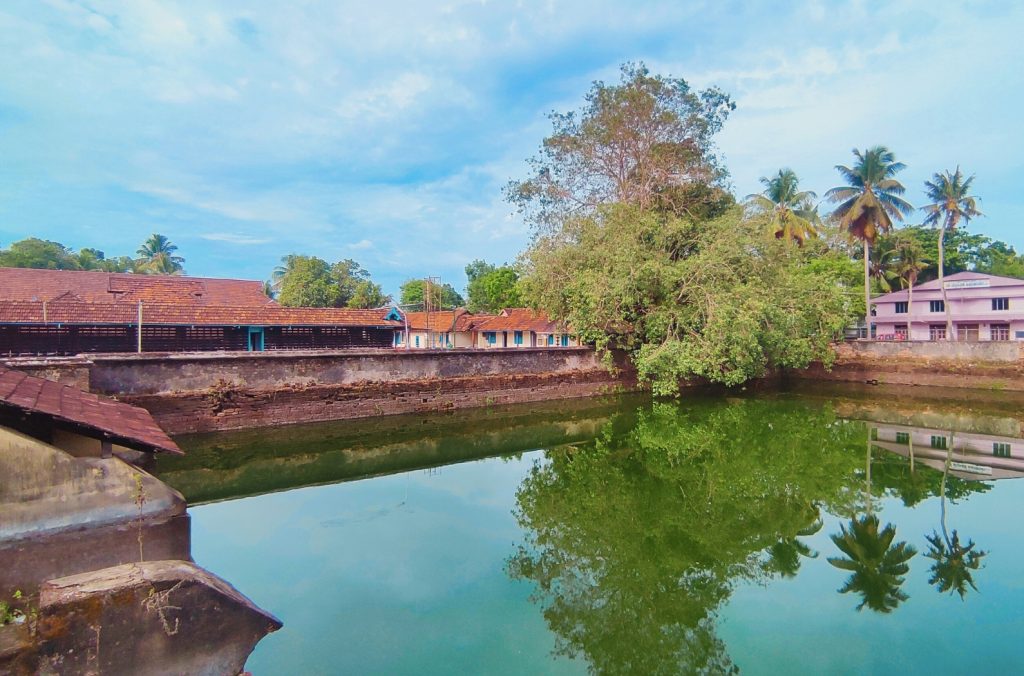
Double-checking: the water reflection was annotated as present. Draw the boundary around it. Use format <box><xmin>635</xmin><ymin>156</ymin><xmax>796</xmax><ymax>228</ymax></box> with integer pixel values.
<box><xmin>509</xmin><ymin>391</ymin><xmax>1021</xmax><ymax>673</ymax></box>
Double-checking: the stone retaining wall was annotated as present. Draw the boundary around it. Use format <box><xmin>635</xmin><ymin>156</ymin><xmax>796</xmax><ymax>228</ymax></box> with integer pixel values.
<box><xmin>5</xmin><ymin>348</ymin><xmax>633</xmax><ymax>433</ymax></box>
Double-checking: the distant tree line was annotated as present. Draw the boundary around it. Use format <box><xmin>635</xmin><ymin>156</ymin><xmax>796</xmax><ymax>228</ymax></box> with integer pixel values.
<box><xmin>0</xmin><ymin>234</ymin><xmax>186</xmax><ymax>275</ymax></box>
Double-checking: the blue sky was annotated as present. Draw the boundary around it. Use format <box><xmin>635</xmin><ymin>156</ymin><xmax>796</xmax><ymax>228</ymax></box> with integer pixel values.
<box><xmin>1</xmin><ymin>1</ymin><xmax>1022</xmax><ymax>298</ymax></box>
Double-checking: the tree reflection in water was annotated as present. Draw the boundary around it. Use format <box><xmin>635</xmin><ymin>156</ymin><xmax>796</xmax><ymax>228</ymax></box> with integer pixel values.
<box><xmin>827</xmin><ymin>515</ymin><xmax>917</xmax><ymax>613</ymax></box>
<box><xmin>507</xmin><ymin>399</ymin><xmax>864</xmax><ymax>674</ymax></box>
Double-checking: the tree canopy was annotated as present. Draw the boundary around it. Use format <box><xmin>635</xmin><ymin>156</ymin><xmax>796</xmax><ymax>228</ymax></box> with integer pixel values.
<box><xmin>506</xmin><ymin>62</ymin><xmax>735</xmax><ymax>233</ymax></box>
<box><xmin>0</xmin><ymin>235</ymin><xmax>180</xmax><ymax>274</ymax></box>
<box><xmin>399</xmin><ymin>278</ymin><xmax>464</xmax><ymax>309</ymax></box>
<box><xmin>275</xmin><ymin>255</ymin><xmax>389</xmax><ymax>308</ymax></box>
<box><xmin>465</xmin><ymin>259</ymin><xmax>522</xmax><ymax>313</ymax></box>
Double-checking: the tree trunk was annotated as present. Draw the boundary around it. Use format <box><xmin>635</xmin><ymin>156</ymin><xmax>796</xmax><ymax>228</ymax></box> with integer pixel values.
<box><xmin>939</xmin><ymin>225</ymin><xmax>953</xmax><ymax>341</ymax></box>
<box><xmin>864</xmin><ymin>240</ymin><xmax>871</xmax><ymax>340</ymax></box>
<box><xmin>907</xmin><ymin>278</ymin><xmax>914</xmax><ymax>340</ymax></box>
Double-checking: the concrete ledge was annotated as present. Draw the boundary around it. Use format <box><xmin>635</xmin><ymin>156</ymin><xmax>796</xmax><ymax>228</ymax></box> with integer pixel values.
<box><xmin>35</xmin><ymin>560</ymin><xmax>280</xmax><ymax>676</ymax></box>
<box><xmin>842</xmin><ymin>340</ymin><xmax>1023</xmax><ymax>362</ymax></box>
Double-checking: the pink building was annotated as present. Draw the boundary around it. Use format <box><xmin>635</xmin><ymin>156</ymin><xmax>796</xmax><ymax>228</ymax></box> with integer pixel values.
<box><xmin>873</xmin><ymin>271</ymin><xmax>1024</xmax><ymax>341</ymax></box>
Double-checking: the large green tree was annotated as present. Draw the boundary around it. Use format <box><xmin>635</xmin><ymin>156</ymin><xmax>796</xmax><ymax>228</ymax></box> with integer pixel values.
<box><xmin>826</xmin><ymin>147</ymin><xmax>914</xmax><ymax>339</ymax></box>
<box><xmin>0</xmin><ymin>238</ymin><xmax>81</xmax><ymax>269</ymax></box>
<box><xmin>465</xmin><ymin>259</ymin><xmax>522</xmax><ymax>313</ymax></box>
<box><xmin>922</xmin><ymin>168</ymin><xmax>983</xmax><ymax>338</ymax></box>
<box><xmin>744</xmin><ymin>168</ymin><xmax>822</xmax><ymax>245</ymax></box>
<box><xmin>521</xmin><ymin>205</ymin><xmax>854</xmax><ymax>392</ymax></box>
<box><xmin>399</xmin><ymin>278</ymin><xmax>464</xmax><ymax>309</ymax></box>
<box><xmin>506</xmin><ymin>62</ymin><xmax>735</xmax><ymax>232</ymax></box>
<box><xmin>275</xmin><ymin>255</ymin><xmax>388</xmax><ymax>308</ymax></box>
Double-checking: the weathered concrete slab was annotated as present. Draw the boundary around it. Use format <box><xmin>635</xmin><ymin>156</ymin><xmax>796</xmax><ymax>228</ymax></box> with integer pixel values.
<box><xmin>0</xmin><ymin>426</ymin><xmax>185</xmax><ymax>542</ymax></box>
<box><xmin>32</xmin><ymin>560</ymin><xmax>281</xmax><ymax>676</ymax></box>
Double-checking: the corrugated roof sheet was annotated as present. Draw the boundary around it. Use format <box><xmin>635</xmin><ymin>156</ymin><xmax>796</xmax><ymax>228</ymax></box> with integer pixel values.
<box><xmin>0</xmin><ymin>301</ymin><xmax>402</xmax><ymax>327</ymax></box>
<box><xmin>0</xmin><ymin>267</ymin><xmax>274</xmax><ymax>307</ymax></box>
<box><xmin>0</xmin><ymin>365</ymin><xmax>181</xmax><ymax>454</ymax></box>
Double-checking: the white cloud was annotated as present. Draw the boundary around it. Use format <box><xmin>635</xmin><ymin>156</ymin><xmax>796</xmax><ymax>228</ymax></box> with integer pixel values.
<box><xmin>348</xmin><ymin>239</ymin><xmax>373</xmax><ymax>250</ymax></box>
<box><xmin>199</xmin><ymin>233</ymin><xmax>271</xmax><ymax>245</ymax></box>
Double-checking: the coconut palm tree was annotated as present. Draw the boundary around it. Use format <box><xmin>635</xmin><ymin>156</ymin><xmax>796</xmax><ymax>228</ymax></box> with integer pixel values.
<box><xmin>922</xmin><ymin>168</ymin><xmax>983</xmax><ymax>340</ymax></box>
<box><xmin>891</xmin><ymin>234</ymin><xmax>928</xmax><ymax>336</ymax></box>
<box><xmin>828</xmin><ymin>514</ymin><xmax>917</xmax><ymax>613</ymax></box>
<box><xmin>136</xmin><ymin>234</ymin><xmax>184</xmax><ymax>274</ymax></box>
<box><xmin>826</xmin><ymin>147</ymin><xmax>914</xmax><ymax>339</ymax></box>
<box><xmin>745</xmin><ymin>168</ymin><xmax>822</xmax><ymax>245</ymax></box>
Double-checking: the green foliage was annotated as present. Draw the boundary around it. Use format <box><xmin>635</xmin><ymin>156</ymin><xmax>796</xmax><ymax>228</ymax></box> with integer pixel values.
<box><xmin>924</xmin><ymin>530</ymin><xmax>987</xmax><ymax>599</ymax></box>
<box><xmin>399</xmin><ymin>278</ymin><xmax>464</xmax><ymax>309</ymax></box>
<box><xmin>136</xmin><ymin>233</ymin><xmax>185</xmax><ymax>274</ymax></box>
<box><xmin>826</xmin><ymin>146</ymin><xmax>915</xmax><ymax>244</ymax></box>
<box><xmin>521</xmin><ymin>205</ymin><xmax>854</xmax><ymax>392</ymax></box>
<box><xmin>275</xmin><ymin>255</ymin><xmax>388</xmax><ymax>308</ymax></box>
<box><xmin>506</xmin><ymin>61</ymin><xmax>735</xmax><ymax>232</ymax></box>
<box><xmin>745</xmin><ymin>168</ymin><xmax>822</xmax><ymax>244</ymax></box>
<box><xmin>0</xmin><ymin>238</ymin><xmax>81</xmax><ymax>269</ymax></box>
<box><xmin>0</xmin><ymin>236</ymin><xmax>176</xmax><ymax>274</ymax></box>
<box><xmin>508</xmin><ymin>397</ymin><xmax>863</xmax><ymax>673</ymax></box>
<box><xmin>828</xmin><ymin>515</ymin><xmax>917</xmax><ymax>613</ymax></box>
<box><xmin>465</xmin><ymin>259</ymin><xmax>522</xmax><ymax>312</ymax></box>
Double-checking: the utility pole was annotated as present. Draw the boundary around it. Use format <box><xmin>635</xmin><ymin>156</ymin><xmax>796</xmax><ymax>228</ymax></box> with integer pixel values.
<box><xmin>424</xmin><ymin>276</ymin><xmax>440</xmax><ymax>348</ymax></box>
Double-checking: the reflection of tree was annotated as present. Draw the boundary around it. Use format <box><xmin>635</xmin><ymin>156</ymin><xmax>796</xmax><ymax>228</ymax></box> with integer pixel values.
<box><xmin>924</xmin><ymin>441</ymin><xmax>987</xmax><ymax>599</ymax></box>
<box><xmin>509</xmin><ymin>399</ymin><xmax>863</xmax><ymax>674</ymax></box>
<box><xmin>828</xmin><ymin>515</ymin><xmax>917</xmax><ymax>613</ymax></box>
<box><xmin>924</xmin><ymin>531</ymin><xmax>985</xmax><ymax>599</ymax></box>
<box><xmin>766</xmin><ymin>519</ymin><xmax>822</xmax><ymax>578</ymax></box>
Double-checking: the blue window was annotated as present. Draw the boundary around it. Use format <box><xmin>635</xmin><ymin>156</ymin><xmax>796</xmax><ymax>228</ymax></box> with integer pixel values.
<box><xmin>415</xmin><ymin>335</ymin><xmax>420</xmax><ymax>347</ymax></box>
<box><xmin>514</xmin><ymin>331</ymin><xmax>523</xmax><ymax>345</ymax></box>
<box><xmin>895</xmin><ymin>302</ymin><xmax>908</xmax><ymax>314</ymax></box>
<box><xmin>929</xmin><ymin>300</ymin><xmax>944</xmax><ymax>312</ymax></box>
<box><xmin>561</xmin><ymin>334</ymin><xmax>569</xmax><ymax>347</ymax></box>
<box><xmin>485</xmin><ymin>332</ymin><xmax>496</xmax><ymax>345</ymax></box>
<box><xmin>547</xmin><ymin>334</ymin><xmax>554</xmax><ymax>346</ymax></box>
<box><xmin>393</xmin><ymin>331</ymin><xmax>403</xmax><ymax>346</ymax></box>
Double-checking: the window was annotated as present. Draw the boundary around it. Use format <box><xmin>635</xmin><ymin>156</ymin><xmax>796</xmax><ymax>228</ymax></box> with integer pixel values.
<box><xmin>514</xmin><ymin>331</ymin><xmax>523</xmax><ymax>345</ymax></box>
<box><xmin>896</xmin><ymin>432</ymin><xmax>910</xmax><ymax>444</ymax></box>
<box><xmin>415</xmin><ymin>335</ymin><xmax>420</xmax><ymax>347</ymax></box>
<box><xmin>993</xmin><ymin>442</ymin><xmax>1011</xmax><ymax>458</ymax></box>
<box><xmin>894</xmin><ymin>324</ymin><xmax>908</xmax><ymax>339</ymax></box>
<box><xmin>393</xmin><ymin>331</ymin><xmax>404</xmax><ymax>346</ymax></box>
<box><xmin>929</xmin><ymin>300</ymin><xmax>945</xmax><ymax>312</ymax></box>
<box><xmin>992</xmin><ymin>324</ymin><xmax>1010</xmax><ymax>341</ymax></box>
<box><xmin>561</xmin><ymin>334</ymin><xmax>570</xmax><ymax>347</ymax></box>
<box><xmin>958</xmin><ymin>324</ymin><xmax>980</xmax><ymax>342</ymax></box>
<box><xmin>930</xmin><ymin>435</ymin><xmax>948</xmax><ymax>450</ymax></box>
<box><xmin>547</xmin><ymin>334</ymin><xmax>554</xmax><ymax>346</ymax></box>
<box><xmin>929</xmin><ymin>324</ymin><xmax>946</xmax><ymax>341</ymax></box>
<box><xmin>895</xmin><ymin>302</ymin><xmax>908</xmax><ymax>314</ymax></box>
<box><xmin>992</xmin><ymin>297</ymin><xmax>1009</xmax><ymax>311</ymax></box>
<box><xmin>484</xmin><ymin>332</ymin><xmax>496</xmax><ymax>345</ymax></box>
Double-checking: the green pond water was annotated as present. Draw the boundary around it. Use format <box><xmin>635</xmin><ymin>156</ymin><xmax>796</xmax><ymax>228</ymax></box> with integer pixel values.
<box><xmin>155</xmin><ymin>384</ymin><xmax>1024</xmax><ymax>675</ymax></box>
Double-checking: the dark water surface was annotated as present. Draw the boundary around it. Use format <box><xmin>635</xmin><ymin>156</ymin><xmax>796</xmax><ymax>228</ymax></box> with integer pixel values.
<box><xmin>155</xmin><ymin>385</ymin><xmax>1024</xmax><ymax>674</ymax></box>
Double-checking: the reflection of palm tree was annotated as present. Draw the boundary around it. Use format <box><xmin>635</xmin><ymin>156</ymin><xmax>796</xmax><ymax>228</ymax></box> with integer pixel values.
<box><xmin>925</xmin><ymin>440</ymin><xmax>987</xmax><ymax>598</ymax></box>
<box><xmin>828</xmin><ymin>515</ymin><xmax>917</xmax><ymax>613</ymax></box>
<box><xmin>767</xmin><ymin>520</ymin><xmax>822</xmax><ymax>578</ymax></box>
<box><xmin>924</xmin><ymin>531</ymin><xmax>985</xmax><ymax>599</ymax></box>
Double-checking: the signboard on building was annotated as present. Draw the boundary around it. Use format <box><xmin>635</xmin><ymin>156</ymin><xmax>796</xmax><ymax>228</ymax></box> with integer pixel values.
<box><xmin>943</xmin><ymin>279</ymin><xmax>990</xmax><ymax>290</ymax></box>
<box><xmin>950</xmin><ymin>461</ymin><xmax>993</xmax><ymax>475</ymax></box>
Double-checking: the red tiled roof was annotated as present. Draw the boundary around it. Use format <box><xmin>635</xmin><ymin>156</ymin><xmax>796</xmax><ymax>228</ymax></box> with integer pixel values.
<box><xmin>473</xmin><ymin>308</ymin><xmax>566</xmax><ymax>333</ymax></box>
<box><xmin>0</xmin><ymin>365</ymin><xmax>181</xmax><ymax>454</ymax></box>
<box><xmin>0</xmin><ymin>301</ymin><xmax>402</xmax><ymax>328</ymax></box>
<box><xmin>404</xmin><ymin>310</ymin><xmax>463</xmax><ymax>332</ymax></box>
<box><xmin>0</xmin><ymin>268</ymin><xmax>274</xmax><ymax>307</ymax></box>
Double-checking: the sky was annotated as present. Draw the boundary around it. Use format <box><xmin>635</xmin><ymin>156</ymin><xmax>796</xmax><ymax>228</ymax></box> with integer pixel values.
<box><xmin>1</xmin><ymin>1</ymin><xmax>1022</xmax><ymax>299</ymax></box>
